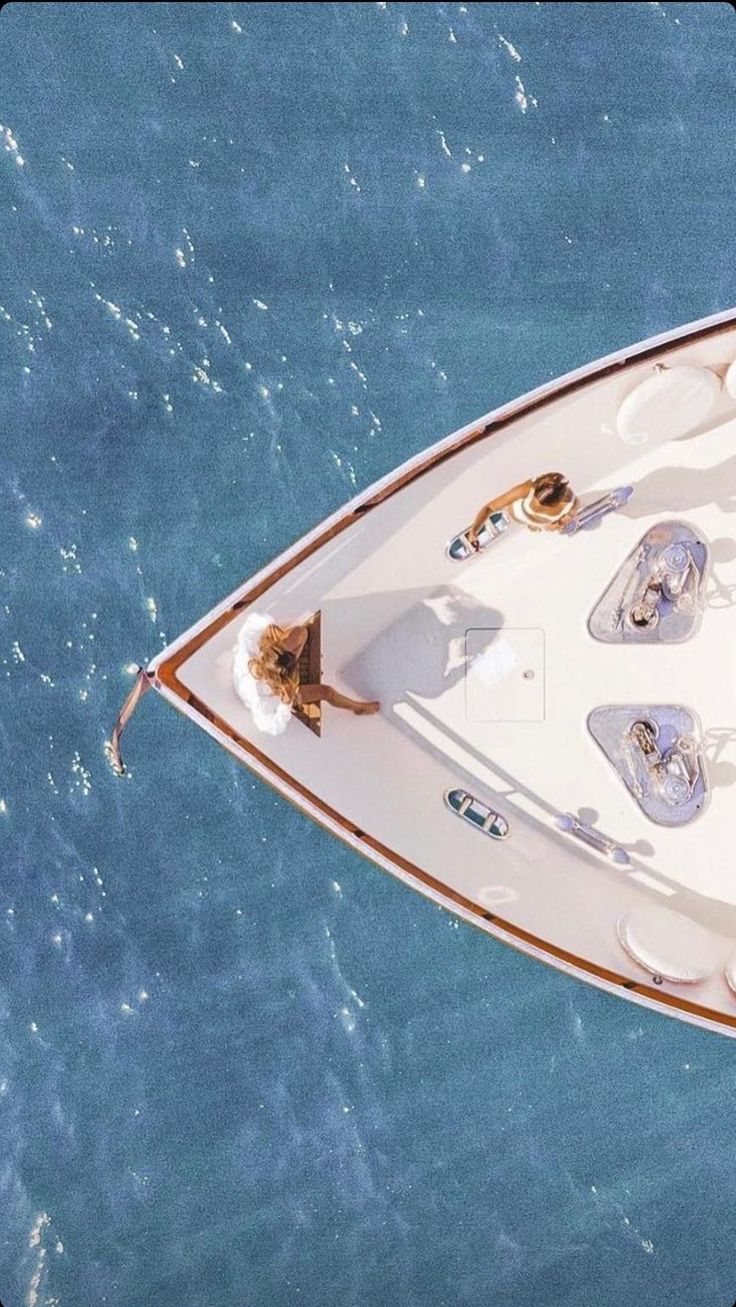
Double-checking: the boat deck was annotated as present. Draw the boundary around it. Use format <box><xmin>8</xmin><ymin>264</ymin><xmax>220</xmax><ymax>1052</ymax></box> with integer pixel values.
<box><xmin>150</xmin><ymin>312</ymin><xmax>736</xmax><ymax>1035</ymax></box>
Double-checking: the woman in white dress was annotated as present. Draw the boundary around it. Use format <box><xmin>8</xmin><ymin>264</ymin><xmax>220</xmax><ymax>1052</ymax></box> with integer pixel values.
<box><xmin>467</xmin><ymin>472</ymin><xmax>579</xmax><ymax>549</ymax></box>
<box><xmin>233</xmin><ymin>612</ymin><xmax>379</xmax><ymax>736</ymax></box>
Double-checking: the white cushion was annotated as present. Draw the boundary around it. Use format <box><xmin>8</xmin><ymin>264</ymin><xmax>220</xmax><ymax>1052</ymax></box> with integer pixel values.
<box><xmin>617</xmin><ymin>364</ymin><xmax>720</xmax><ymax>444</ymax></box>
<box><xmin>724</xmin><ymin>956</ymin><xmax>736</xmax><ymax>995</ymax></box>
<box><xmin>617</xmin><ymin>907</ymin><xmax>717</xmax><ymax>984</ymax></box>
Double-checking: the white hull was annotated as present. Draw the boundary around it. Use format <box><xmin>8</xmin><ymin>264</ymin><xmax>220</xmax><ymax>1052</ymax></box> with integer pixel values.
<box><xmin>138</xmin><ymin>307</ymin><xmax>736</xmax><ymax>1037</ymax></box>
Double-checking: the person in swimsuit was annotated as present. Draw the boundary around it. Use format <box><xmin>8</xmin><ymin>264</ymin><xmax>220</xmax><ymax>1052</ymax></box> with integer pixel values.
<box><xmin>233</xmin><ymin>613</ymin><xmax>379</xmax><ymax>735</ymax></box>
<box><xmin>466</xmin><ymin>472</ymin><xmax>580</xmax><ymax>550</ymax></box>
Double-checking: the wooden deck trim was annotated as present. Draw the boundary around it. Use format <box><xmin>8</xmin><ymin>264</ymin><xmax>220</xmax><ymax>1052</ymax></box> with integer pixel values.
<box><xmin>293</xmin><ymin>611</ymin><xmax>322</xmax><ymax>737</ymax></box>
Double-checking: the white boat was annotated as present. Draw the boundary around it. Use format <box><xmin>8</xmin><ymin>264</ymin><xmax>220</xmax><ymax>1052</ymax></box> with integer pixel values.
<box><xmin>112</xmin><ymin>307</ymin><xmax>736</xmax><ymax>1038</ymax></box>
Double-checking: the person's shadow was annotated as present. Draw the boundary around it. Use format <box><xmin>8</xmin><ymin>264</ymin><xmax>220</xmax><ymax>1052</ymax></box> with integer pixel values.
<box><xmin>706</xmin><ymin>537</ymin><xmax>736</xmax><ymax>611</ymax></box>
<box><xmin>340</xmin><ymin>585</ymin><xmax>504</xmax><ymax>707</ymax></box>
<box><xmin>623</xmin><ymin>455</ymin><xmax>736</xmax><ymax>519</ymax></box>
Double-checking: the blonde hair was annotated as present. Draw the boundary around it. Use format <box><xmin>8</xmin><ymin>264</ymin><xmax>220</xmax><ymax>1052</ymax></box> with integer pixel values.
<box><xmin>249</xmin><ymin>624</ymin><xmax>300</xmax><ymax>704</ymax></box>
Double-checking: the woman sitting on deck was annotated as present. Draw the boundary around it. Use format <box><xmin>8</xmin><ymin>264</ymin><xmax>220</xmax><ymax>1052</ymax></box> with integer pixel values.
<box><xmin>233</xmin><ymin>612</ymin><xmax>379</xmax><ymax>736</ymax></box>
<box><xmin>467</xmin><ymin>471</ymin><xmax>580</xmax><ymax>549</ymax></box>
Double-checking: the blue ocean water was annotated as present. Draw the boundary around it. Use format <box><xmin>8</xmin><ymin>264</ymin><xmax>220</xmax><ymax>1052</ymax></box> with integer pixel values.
<box><xmin>1</xmin><ymin>2</ymin><xmax>736</xmax><ymax>1304</ymax></box>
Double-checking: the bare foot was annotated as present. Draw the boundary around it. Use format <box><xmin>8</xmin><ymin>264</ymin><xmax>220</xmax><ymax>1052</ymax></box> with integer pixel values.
<box><xmin>353</xmin><ymin>701</ymin><xmax>380</xmax><ymax>715</ymax></box>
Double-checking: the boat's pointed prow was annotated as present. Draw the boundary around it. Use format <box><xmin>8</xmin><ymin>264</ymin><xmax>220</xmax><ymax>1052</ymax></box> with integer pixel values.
<box><xmin>117</xmin><ymin>305</ymin><xmax>736</xmax><ymax>1037</ymax></box>
<box><xmin>107</xmin><ymin>666</ymin><xmax>155</xmax><ymax>776</ymax></box>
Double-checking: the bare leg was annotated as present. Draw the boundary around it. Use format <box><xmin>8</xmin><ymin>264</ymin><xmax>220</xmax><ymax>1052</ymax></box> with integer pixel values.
<box><xmin>299</xmin><ymin>683</ymin><xmax>379</xmax><ymax>715</ymax></box>
<box><xmin>282</xmin><ymin>624</ymin><xmax>309</xmax><ymax>656</ymax></box>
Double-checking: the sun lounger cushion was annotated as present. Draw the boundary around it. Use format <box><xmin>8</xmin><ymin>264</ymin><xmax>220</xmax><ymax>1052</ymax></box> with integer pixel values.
<box><xmin>724</xmin><ymin>955</ymin><xmax>736</xmax><ymax>996</ymax></box>
<box><xmin>617</xmin><ymin>906</ymin><xmax>717</xmax><ymax>984</ymax></box>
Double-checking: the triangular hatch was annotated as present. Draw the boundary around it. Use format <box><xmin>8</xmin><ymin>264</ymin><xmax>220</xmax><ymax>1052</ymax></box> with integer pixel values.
<box><xmin>588</xmin><ymin>704</ymin><xmax>709</xmax><ymax>827</ymax></box>
<box><xmin>588</xmin><ymin>522</ymin><xmax>709</xmax><ymax>644</ymax></box>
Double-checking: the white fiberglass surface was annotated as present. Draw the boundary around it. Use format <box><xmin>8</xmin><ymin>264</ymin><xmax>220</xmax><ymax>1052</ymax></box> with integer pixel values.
<box><xmin>175</xmin><ymin>322</ymin><xmax>736</xmax><ymax>1014</ymax></box>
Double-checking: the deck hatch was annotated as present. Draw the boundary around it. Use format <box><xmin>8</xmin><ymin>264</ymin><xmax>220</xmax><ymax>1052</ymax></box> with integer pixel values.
<box><xmin>465</xmin><ymin>628</ymin><xmax>545</xmax><ymax>722</ymax></box>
